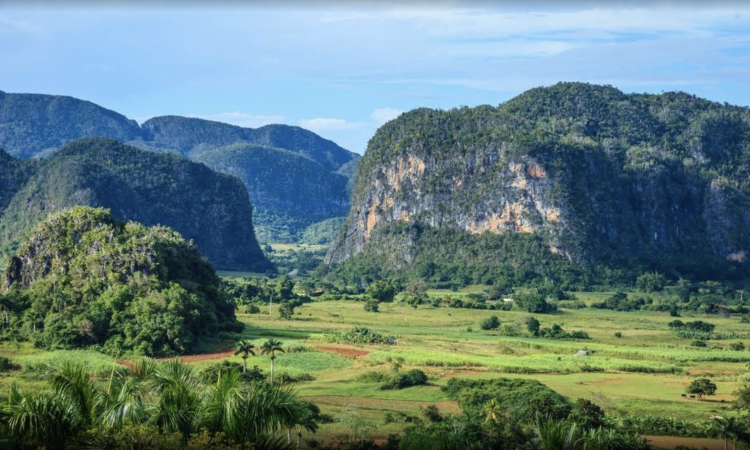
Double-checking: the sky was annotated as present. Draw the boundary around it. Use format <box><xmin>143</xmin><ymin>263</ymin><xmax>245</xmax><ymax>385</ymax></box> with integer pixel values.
<box><xmin>2</xmin><ymin>2</ymin><xmax>750</xmax><ymax>154</ymax></box>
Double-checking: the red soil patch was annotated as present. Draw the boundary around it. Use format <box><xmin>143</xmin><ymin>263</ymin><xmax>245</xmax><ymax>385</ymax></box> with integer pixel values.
<box><xmin>646</xmin><ymin>435</ymin><xmax>724</xmax><ymax>450</ymax></box>
<box><xmin>314</xmin><ymin>346</ymin><xmax>369</xmax><ymax>357</ymax></box>
<box><xmin>159</xmin><ymin>349</ymin><xmax>235</xmax><ymax>363</ymax></box>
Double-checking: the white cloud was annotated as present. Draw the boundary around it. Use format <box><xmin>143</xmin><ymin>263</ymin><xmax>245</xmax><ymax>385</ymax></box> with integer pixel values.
<box><xmin>298</xmin><ymin>117</ymin><xmax>363</xmax><ymax>132</ymax></box>
<box><xmin>370</xmin><ymin>107</ymin><xmax>403</xmax><ymax>125</ymax></box>
<box><xmin>193</xmin><ymin>112</ymin><xmax>285</xmax><ymax>128</ymax></box>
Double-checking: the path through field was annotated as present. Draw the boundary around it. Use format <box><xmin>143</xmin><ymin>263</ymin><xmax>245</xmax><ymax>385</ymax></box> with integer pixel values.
<box><xmin>647</xmin><ymin>435</ymin><xmax>725</xmax><ymax>450</ymax></box>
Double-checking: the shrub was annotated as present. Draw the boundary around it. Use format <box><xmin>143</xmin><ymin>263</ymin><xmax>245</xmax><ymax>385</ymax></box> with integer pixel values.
<box><xmin>364</xmin><ymin>299</ymin><xmax>380</xmax><ymax>313</ymax></box>
<box><xmin>691</xmin><ymin>340</ymin><xmax>708</xmax><ymax>347</ymax></box>
<box><xmin>0</xmin><ymin>356</ymin><xmax>19</xmax><ymax>372</ymax></box>
<box><xmin>382</xmin><ymin>369</ymin><xmax>428</xmax><ymax>390</ymax></box>
<box><xmin>614</xmin><ymin>332</ymin><xmax>623</xmax><ymax>338</ymax></box>
<box><xmin>480</xmin><ymin>315</ymin><xmax>500</xmax><ymax>330</ymax></box>
<box><xmin>730</xmin><ymin>342</ymin><xmax>746</xmax><ymax>351</ymax></box>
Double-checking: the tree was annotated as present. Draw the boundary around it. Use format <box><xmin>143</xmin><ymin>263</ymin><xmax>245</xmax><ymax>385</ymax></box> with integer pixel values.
<box><xmin>516</xmin><ymin>292</ymin><xmax>556</xmax><ymax>314</ymax></box>
<box><xmin>636</xmin><ymin>272</ymin><xmax>666</xmax><ymax>292</ymax></box>
<box><xmin>526</xmin><ymin>317</ymin><xmax>541</xmax><ymax>336</ymax></box>
<box><xmin>261</xmin><ymin>339</ymin><xmax>286</xmax><ymax>385</ymax></box>
<box><xmin>278</xmin><ymin>302</ymin><xmax>295</xmax><ymax>320</ymax></box>
<box><xmin>480</xmin><ymin>315</ymin><xmax>500</xmax><ymax>330</ymax></box>
<box><xmin>366</xmin><ymin>280</ymin><xmax>397</xmax><ymax>302</ymax></box>
<box><xmin>710</xmin><ymin>416</ymin><xmax>742</xmax><ymax>450</ymax></box>
<box><xmin>686</xmin><ymin>378</ymin><xmax>717</xmax><ymax>400</ymax></box>
<box><xmin>569</xmin><ymin>399</ymin><xmax>605</xmax><ymax>430</ymax></box>
<box><xmin>364</xmin><ymin>299</ymin><xmax>380</xmax><ymax>313</ymax></box>
<box><xmin>482</xmin><ymin>399</ymin><xmax>503</xmax><ymax>424</ymax></box>
<box><xmin>734</xmin><ymin>380</ymin><xmax>750</xmax><ymax>412</ymax></box>
<box><xmin>729</xmin><ymin>342</ymin><xmax>746</xmax><ymax>351</ymax></box>
<box><xmin>276</xmin><ymin>276</ymin><xmax>295</xmax><ymax>300</ymax></box>
<box><xmin>403</xmin><ymin>279</ymin><xmax>428</xmax><ymax>308</ymax></box>
<box><xmin>233</xmin><ymin>340</ymin><xmax>256</xmax><ymax>373</ymax></box>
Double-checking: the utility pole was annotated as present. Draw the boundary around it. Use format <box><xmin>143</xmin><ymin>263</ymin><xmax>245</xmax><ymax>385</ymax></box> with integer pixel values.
<box><xmin>269</xmin><ymin>291</ymin><xmax>273</xmax><ymax>316</ymax></box>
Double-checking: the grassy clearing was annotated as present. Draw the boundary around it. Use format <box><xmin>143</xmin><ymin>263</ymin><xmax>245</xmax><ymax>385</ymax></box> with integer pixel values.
<box><xmin>0</xmin><ymin>293</ymin><xmax>747</xmax><ymax>443</ymax></box>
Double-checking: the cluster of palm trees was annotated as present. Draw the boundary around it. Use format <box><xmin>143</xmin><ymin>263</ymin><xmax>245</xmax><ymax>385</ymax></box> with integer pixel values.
<box><xmin>709</xmin><ymin>416</ymin><xmax>748</xmax><ymax>450</ymax></box>
<box><xmin>2</xmin><ymin>359</ymin><xmax>317</xmax><ymax>450</ymax></box>
<box><xmin>525</xmin><ymin>416</ymin><xmax>650</xmax><ymax>450</ymax></box>
<box><xmin>234</xmin><ymin>338</ymin><xmax>285</xmax><ymax>384</ymax></box>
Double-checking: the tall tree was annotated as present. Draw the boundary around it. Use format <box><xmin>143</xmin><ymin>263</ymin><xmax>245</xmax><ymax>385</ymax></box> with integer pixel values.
<box><xmin>261</xmin><ymin>339</ymin><xmax>286</xmax><ymax>385</ymax></box>
<box><xmin>234</xmin><ymin>340</ymin><xmax>256</xmax><ymax>373</ymax></box>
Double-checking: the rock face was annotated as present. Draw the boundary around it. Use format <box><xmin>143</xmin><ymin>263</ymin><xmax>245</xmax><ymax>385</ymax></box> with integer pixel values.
<box><xmin>0</xmin><ymin>138</ymin><xmax>271</xmax><ymax>271</ymax></box>
<box><xmin>326</xmin><ymin>83</ymin><xmax>750</xmax><ymax>283</ymax></box>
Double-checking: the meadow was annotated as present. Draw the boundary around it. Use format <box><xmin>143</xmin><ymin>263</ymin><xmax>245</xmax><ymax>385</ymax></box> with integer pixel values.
<box><xmin>0</xmin><ymin>287</ymin><xmax>747</xmax><ymax>448</ymax></box>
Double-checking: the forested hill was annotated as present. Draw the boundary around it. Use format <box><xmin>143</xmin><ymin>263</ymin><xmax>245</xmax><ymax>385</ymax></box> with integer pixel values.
<box><xmin>0</xmin><ymin>138</ymin><xmax>271</xmax><ymax>271</ymax></box>
<box><xmin>325</xmin><ymin>82</ymin><xmax>750</xmax><ymax>287</ymax></box>
<box><xmin>193</xmin><ymin>144</ymin><xmax>350</xmax><ymax>242</ymax></box>
<box><xmin>0</xmin><ymin>90</ymin><xmax>142</xmax><ymax>159</ymax></box>
<box><xmin>0</xmin><ymin>90</ymin><xmax>359</xmax><ymax>242</ymax></box>
<box><xmin>139</xmin><ymin>116</ymin><xmax>356</xmax><ymax>171</ymax></box>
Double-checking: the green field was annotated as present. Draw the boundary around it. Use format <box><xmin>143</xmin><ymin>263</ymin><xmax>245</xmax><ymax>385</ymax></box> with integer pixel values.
<box><xmin>1</xmin><ymin>292</ymin><xmax>747</xmax><ymax>447</ymax></box>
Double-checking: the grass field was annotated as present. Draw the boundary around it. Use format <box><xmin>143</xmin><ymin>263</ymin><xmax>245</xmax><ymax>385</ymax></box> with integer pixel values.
<box><xmin>1</xmin><ymin>290</ymin><xmax>748</xmax><ymax>448</ymax></box>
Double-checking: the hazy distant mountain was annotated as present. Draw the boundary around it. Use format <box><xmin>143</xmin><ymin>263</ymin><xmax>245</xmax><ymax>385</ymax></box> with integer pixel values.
<box><xmin>0</xmin><ymin>138</ymin><xmax>270</xmax><ymax>271</ymax></box>
<box><xmin>0</xmin><ymin>90</ymin><xmax>142</xmax><ymax>159</ymax></box>
<box><xmin>0</xmin><ymin>91</ymin><xmax>359</xmax><ymax>243</ymax></box>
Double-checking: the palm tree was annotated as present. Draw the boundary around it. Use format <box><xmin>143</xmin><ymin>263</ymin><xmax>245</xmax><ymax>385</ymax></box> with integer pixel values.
<box><xmin>482</xmin><ymin>399</ymin><xmax>503</xmax><ymax>424</ymax></box>
<box><xmin>526</xmin><ymin>416</ymin><xmax>580</xmax><ymax>450</ymax></box>
<box><xmin>711</xmin><ymin>416</ymin><xmax>742</xmax><ymax>450</ymax></box>
<box><xmin>261</xmin><ymin>339</ymin><xmax>285</xmax><ymax>385</ymax></box>
<box><xmin>234</xmin><ymin>340</ymin><xmax>256</xmax><ymax>373</ymax></box>
<box><xmin>148</xmin><ymin>359</ymin><xmax>202</xmax><ymax>438</ymax></box>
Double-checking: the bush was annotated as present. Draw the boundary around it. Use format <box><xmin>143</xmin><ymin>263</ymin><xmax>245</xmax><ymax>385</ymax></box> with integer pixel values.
<box><xmin>0</xmin><ymin>356</ymin><xmax>19</xmax><ymax>372</ymax></box>
<box><xmin>636</xmin><ymin>272</ymin><xmax>666</xmax><ymax>292</ymax></box>
<box><xmin>364</xmin><ymin>299</ymin><xmax>380</xmax><ymax>313</ymax></box>
<box><xmin>730</xmin><ymin>342</ymin><xmax>746</xmax><ymax>351</ymax></box>
<box><xmin>382</xmin><ymin>369</ymin><xmax>428</xmax><ymax>390</ymax></box>
<box><xmin>614</xmin><ymin>332</ymin><xmax>623</xmax><ymax>338</ymax></box>
<box><xmin>691</xmin><ymin>340</ymin><xmax>707</xmax><ymax>347</ymax></box>
<box><xmin>322</xmin><ymin>327</ymin><xmax>395</xmax><ymax>345</ymax></box>
<box><xmin>480</xmin><ymin>315</ymin><xmax>500</xmax><ymax>330</ymax></box>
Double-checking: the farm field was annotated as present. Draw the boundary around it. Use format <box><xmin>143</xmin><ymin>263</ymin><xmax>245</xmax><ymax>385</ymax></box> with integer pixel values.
<box><xmin>1</xmin><ymin>292</ymin><xmax>747</xmax><ymax>448</ymax></box>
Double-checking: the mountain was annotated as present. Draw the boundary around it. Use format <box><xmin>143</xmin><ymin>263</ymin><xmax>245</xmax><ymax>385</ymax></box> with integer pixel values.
<box><xmin>192</xmin><ymin>144</ymin><xmax>349</xmax><ymax>242</ymax></box>
<box><xmin>0</xmin><ymin>90</ymin><xmax>142</xmax><ymax>159</ymax></box>
<box><xmin>138</xmin><ymin>116</ymin><xmax>355</xmax><ymax>171</ymax></box>
<box><xmin>0</xmin><ymin>138</ymin><xmax>270</xmax><ymax>271</ymax></box>
<box><xmin>1</xmin><ymin>206</ymin><xmax>239</xmax><ymax>355</ymax></box>
<box><xmin>325</xmin><ymin>83</ymin><xmax>750</xmax><ymax>288</ymax></box>
<box><xmin>0</xmin><ymin>91</ymin><xmax>360</xmax><ymax>242</ymax></box>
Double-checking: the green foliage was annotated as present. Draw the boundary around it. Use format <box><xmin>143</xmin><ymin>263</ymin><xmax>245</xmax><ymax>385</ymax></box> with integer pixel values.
<box><xmin>381</xmin><ymin>369</ymin><xmax>428</xmax><ymax>390</ymax></box>
<box><xmin>1</xmin><ymin>207</ymin><xmax>240</xmax><ymax>356</ymax></box>
<box><xmin>366</xmin><ymin>280</ymin><xmax>397</xmax><ymax>302</ymax></box>
<box><xmin>321</xmin><ymin>327</ymin><xmax>394</xmax><ymax>345</ymax></box>
<box><xmin>479</xmin><ymin>315</ymin><xmax>500</xmax><ymax>330</ymax></box>
<box><xmin>516</xmin><ymin>292</ymin><xmax>557</xmax><ymax>314</ymax></box>
<box><xmin>0</xmin><ymin>138</ymin><xmax>270</xmax><ymax>271</ymax></box>
<box><xmin>593</xmin><ymin>292</ymin><xmax>653</xmax><ymax>312</ymax></box>
<box><xmin>635</xmin><ymin>272</ymin><xmax>667</xmax><ymax>292</ymax></box>
<box><xmin>685</xmin><ymin>378</ymin><xmax>717</xmax><ymax>400</ymax></box>
<box><xmin>364</xmin><ymin>298</ymin><xmax>380</xmax><ymax>313</ymax></box>
<box><xmin>443</xmin><ymin>378</ymin><xmax>571</xmax><ymax>421</ymax></box>
<box><xmin>0</xmin><ymin>90</ymin><xmax>142</xmax><ymax>159</ymax></box>
<box><xmin>193</xmin><ymin>144</ymin><xmax>351</xmax><ymax>243</ymax></box>
<box><xmin>1</xmin><ymin>359</ymin><xmax>313</xmax><ymax>450</ymax></box>
<box><xmin>569</xmin><ymin>399</ymin><xmax>605</xmax><ymax>430</ymax></box>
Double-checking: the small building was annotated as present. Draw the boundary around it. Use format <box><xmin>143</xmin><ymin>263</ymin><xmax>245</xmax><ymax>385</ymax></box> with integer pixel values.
<box><xmin>502</xmin><ymin>298</ymin><xmax>515</xmax><ymax>302</ymax></box>
<box><xmin>575</xmin><ymin>350</ymin><xmax>589</xmax><ymax>357</ymax></box>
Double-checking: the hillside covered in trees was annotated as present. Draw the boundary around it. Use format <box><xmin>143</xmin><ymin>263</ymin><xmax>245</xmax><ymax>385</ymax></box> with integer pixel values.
<box><xmin>0</xmin><ymin>91</ymin><xmax>359</xmax><ymax>242</ymax></box>
<box><xmin>326</xmin><ymin>82</ymin><xmax>750</xmax><ymax>288</ymax></box>
<box><xmin>1</xmin><ymin>207</ymin><xmax>240</xmax><ymax>355</ymax></box>
<box><xmin>0</xmin><ymin>138</ymin><xmax>270</xmax><ymax>271</ymax></box>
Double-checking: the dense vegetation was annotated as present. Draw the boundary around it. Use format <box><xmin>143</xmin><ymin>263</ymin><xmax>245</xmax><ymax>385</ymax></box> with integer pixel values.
<box><xmin>328</xmin><ymin>82</ymin><xmax>750</xmax><ymax>287</ymax></box>
<box><xmin>193</xmin><ymin>144</ymin><xmax>349</xmax><ymax>242</ymax></box>
<box><xmin>0</xmin><ymin>90</ymin><xmax>360</xmax><ymax>243</ymax></box>
<box><xmin>1</xmin><ymin>359</ymin><xmax>319</xmax><ymax>450</ymax></box>
<box><xmin>0</xmin><ymin>138</ymin><xmax>270</xmax><ymax>271</ymax></box>
<box><xmin>0</xmin><ymin>90</ymin><xmax>142</xmax><ymax>159</ymax></box>
<box><xmin>0</xmin><ymin>207</ymin><xmax>240</xmax><ymax>356</ymax></box>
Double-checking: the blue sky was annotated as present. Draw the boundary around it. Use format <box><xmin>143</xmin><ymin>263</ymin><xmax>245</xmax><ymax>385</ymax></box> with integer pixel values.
<box><xmin>2</xmin><ymin>3</ymin><xmax>750</xmax><ymax>154</ymax></box>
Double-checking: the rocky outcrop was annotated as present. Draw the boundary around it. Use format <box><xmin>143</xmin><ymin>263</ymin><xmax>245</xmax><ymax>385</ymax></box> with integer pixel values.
<box><xmin>326</xmin><ymin>83</ymin><xmax>750</xmax><ymax>281</ymax></box>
